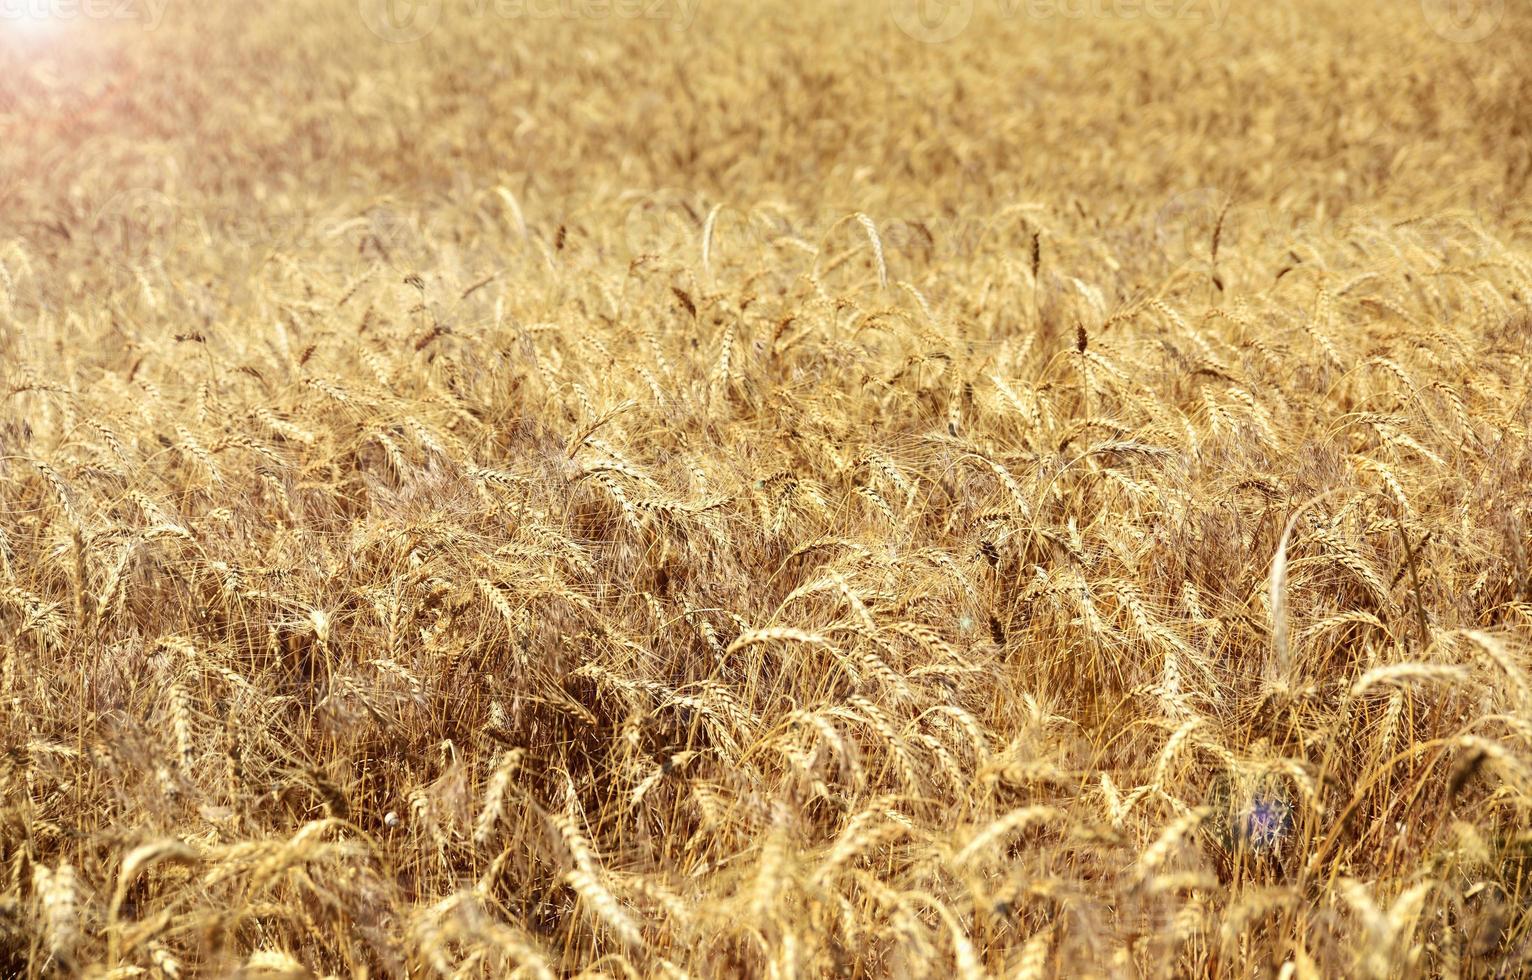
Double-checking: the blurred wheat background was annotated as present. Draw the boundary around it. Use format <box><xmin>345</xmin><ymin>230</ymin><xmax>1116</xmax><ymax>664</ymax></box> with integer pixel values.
<box><xmin>1</xmin><ymin>0</ymin><xmax>1531</xmax><ymax>975</ymax></box>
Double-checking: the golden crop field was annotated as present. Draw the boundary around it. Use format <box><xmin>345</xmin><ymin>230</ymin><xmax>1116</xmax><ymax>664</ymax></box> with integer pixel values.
<box><xmin>1</xmin><ymin>0</ymin><xmax>1530</xmax><ymax>975</ymax></box>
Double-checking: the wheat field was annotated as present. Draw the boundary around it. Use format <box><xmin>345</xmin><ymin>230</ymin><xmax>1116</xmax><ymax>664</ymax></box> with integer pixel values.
<box><xmin>1</xmin><ymin>0</ymin><xmax>1530</xmax><ymax>975</ymax></box>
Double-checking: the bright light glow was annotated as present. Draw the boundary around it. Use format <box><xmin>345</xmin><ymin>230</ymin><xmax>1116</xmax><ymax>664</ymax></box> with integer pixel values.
<box><xmin>1</xmin><ymin>0</ymin><xmax>168</xmax><ymax>34</ymax></box>
<box><xmin>0</xmin><ymin>1</ymin><xmax>63</xmax><ymax>34</ymax></box>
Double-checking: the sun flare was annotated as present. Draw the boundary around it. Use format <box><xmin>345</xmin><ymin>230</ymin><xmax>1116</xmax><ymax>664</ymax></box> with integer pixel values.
<box><xmin>1</xmin><ymin>0</ymin><xmax>1529</xmax><ymax>976</ymax></box>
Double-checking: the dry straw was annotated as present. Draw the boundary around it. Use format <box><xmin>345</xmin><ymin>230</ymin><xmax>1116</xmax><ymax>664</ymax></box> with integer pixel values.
<box><xmin>1</xmin><ymin>0</ymin><xmax>1529</xmax><ymax>975</ymax></box>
